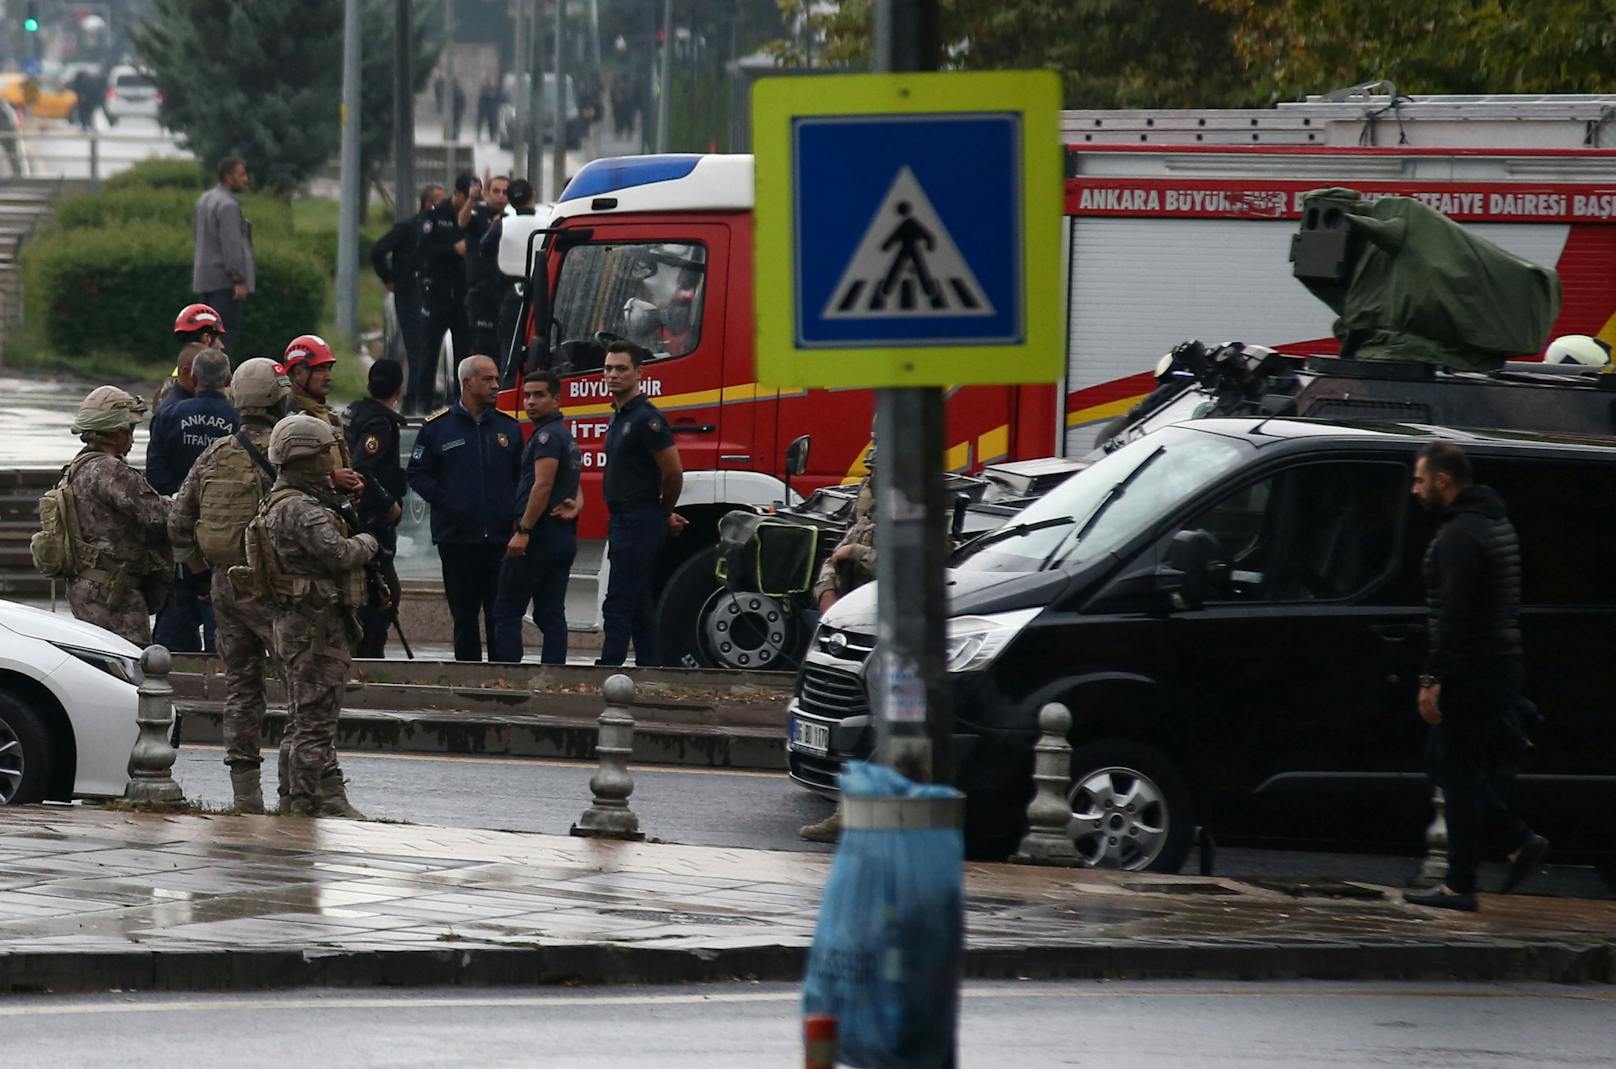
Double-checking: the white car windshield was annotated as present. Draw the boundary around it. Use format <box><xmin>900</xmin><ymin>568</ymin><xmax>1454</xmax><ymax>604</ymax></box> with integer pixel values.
<box><xmin>953</xmin><ymin>426</ymin><xmax>1249</xmax><ymax>573</ymax></box>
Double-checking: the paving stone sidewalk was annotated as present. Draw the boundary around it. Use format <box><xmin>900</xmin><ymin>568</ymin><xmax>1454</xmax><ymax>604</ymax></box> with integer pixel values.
<box><xmin>0</xmin><ymin>807</ymin><xmax>1611</xmax><ymax>992</ymax></box>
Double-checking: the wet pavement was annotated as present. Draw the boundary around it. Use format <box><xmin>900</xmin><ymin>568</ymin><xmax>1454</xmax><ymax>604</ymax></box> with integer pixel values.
<box><xmin>0</xmin><ymin>373</ymin><xmax>150</xmax><ymax>467</ymax></box>
<box><xmin>0</xmin><ymin>806</ymin><xmax>1611</xmax><ymax>991</ymax></box>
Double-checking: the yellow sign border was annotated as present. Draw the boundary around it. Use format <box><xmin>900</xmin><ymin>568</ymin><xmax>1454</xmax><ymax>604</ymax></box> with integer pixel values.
<box><xmin>753</xmin><ymin>70</ymin><xmax>1063</xmax><ymax>389</ymax></box>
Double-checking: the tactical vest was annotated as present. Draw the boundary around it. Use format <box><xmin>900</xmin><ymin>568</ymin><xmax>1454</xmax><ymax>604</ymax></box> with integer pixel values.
<box><xmin>29</xmin><ymin>454</ymin><xmax>94</xmax><ymax>579</ymax></box>
<box><xmin>230</xmin><ymin>488</ymin><xmax>365</xmax><ymax>610</ymax></box>
<box><xmin>195</xmin><ymin>439</ymin><xmax>272</xmax><ymax>566</ymax></box>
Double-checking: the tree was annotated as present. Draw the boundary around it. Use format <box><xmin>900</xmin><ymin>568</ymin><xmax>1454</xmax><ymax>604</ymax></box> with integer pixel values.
<box><xmin>134</xmin><ymin>0</ymin><xmax>441</xmax><ymax>195</ymax></box>
<box><xmin>358</xmin><ymin>0</ymin><xmax>442</xmax><ymax>186</ymax></box>
<box><xmin>1213</xmin><ymin>0</ymin><xmax>1616</xmax><ymax>102</ymax></box>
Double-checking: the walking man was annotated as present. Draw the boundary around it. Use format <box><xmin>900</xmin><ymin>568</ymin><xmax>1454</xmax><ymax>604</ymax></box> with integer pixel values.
<box><xmin>491</xmin><ymin>371</ymin><xmax>583</xmax><ymax>663</ymax></box>
<box><xmin>192</xmin><ymin>157</ymin><xmax>255</xmax><ymax>346</ymax></box>
<box><xmin>59</xmin><ymin>387</ymin><xmax>172</xmax><ymax>645</ymax></box>
<box><xmin>345</xmin><ymin>360</ymin><xmax>409</xmax><ymax>657</ymax></box>
<box><xmin>169</xmin><ymin>358</ymin><xmax>290</xmax><ymax>813</ymax></box>
<box><xmin>257</xmin><ymin>415</ymin><xmax>379</xmax><ymax>819</ymax></box>
<box><xmin>598</xmin><ymin>342</ymin><xmax>685</xmax><ymax>667</ymax></box>
<box><xmin>406</xmin><ymin>355</ymin><xmax>523</xmax><ymax>661</ymax></box>
<box><xmin>1405</xmin><ymin>442</ymin><xmax>1549</xmax><ymax>912</ymax></box>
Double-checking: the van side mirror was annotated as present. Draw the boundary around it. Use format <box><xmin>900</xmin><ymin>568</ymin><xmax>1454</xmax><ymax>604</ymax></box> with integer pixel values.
<box><xmin>786</xmin><ymin>434</ymin><xmax>811</xmax><ymax>476</ymax></box>
<box><xmin>1157</xmin><ymin>529</ymin><xmax>1219</xmax><ymax>612</ymax></box>
<box><xmin>950</xmin><ymin>494</ymin><xmax>970</xmax><ymax>542</ymax></box>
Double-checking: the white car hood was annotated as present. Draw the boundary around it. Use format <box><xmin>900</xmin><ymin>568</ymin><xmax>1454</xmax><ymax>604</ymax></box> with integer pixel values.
<box><xmin>0</xmin><ymin>599</ymin><xmax>143</xmax><ymax>655</ymax></box>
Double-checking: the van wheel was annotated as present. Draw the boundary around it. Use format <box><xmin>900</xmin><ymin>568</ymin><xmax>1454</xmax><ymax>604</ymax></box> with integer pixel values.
<box><xmin>656</xmin><ymin>546</ymin><xmax>803</xmax><ymax>671</ymax></box>
<box><xmin>0</xmin><ymin>692</ymin><xmax>56</xmax><ymax>806</ymax></box>
<box><xmin>1066</xmin><ymin>741</ymin><xmax>1194</xmax><ymax>873</ymax></box>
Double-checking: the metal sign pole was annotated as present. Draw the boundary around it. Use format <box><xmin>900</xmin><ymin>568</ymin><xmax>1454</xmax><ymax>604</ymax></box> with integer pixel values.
<box><xmin>871</xmin><ymin>0</ymin><xmax>949</xmax><ymax>787</ymax></box>
<box><xmin>393</xmin><ymin>0</ymin><xmax>416</xmax><ymax>225</ymax></box>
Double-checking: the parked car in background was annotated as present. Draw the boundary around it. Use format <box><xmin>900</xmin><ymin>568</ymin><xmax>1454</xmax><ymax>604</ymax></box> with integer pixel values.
<box><xmin>0</xmin><ymin>73</ymin><xmax>76</xmax><ymax>120</ymax></box>
<box><xmin>103</xmin><ymin>65</ymin><xmax>161</xmax><ymax>123</ymax></box>
<box><xmin>0</xmin><ymin>601</ymin><xmax>140</xmax><ymax>805</ymax></box>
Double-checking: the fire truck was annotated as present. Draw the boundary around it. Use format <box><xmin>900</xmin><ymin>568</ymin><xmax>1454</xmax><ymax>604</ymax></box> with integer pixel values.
<box><xmin>502</xmin><ymin>93</ymin><xmax>1616</xmax><ymax>667</ymax></box>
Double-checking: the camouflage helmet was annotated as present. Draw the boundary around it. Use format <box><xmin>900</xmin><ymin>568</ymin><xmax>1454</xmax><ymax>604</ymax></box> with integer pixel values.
<box><xmin>232</xmin><ymin>357</ymin><xmax>292</xmax><ymax>411</ymax></box>
<box><xmin>268</xmin><ymin>413</ymin><xmax>337</xmax><ymax>465</ymax></box>
<box><xmin>71</xmin><ymin>385</ymin><xmax>148</xmax><ymax>435</ymax></box>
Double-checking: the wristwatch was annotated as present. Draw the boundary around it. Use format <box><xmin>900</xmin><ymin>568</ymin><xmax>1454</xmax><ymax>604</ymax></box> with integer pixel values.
<box><xmin>515</xmin><ymin>524</ymin><xmax>532</xmax><ymax>535</ymax></box>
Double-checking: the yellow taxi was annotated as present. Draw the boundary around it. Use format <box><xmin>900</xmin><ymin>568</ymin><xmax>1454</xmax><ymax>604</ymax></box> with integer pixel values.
<box><xmin>0</xmin><ymin>73</ymin><xmax>78</xmax><ymax>119</ymax></box>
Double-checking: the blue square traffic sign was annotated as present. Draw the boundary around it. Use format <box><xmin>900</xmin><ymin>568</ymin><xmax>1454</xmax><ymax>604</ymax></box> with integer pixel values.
<box><xmin>792</xmin><ymin>113</ymin><xmax>1024</xmax><ymax>350</ymax></box>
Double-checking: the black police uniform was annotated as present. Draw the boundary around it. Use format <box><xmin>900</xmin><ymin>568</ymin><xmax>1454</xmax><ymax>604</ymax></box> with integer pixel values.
<box><xmin>600</xmin><ymin>392</ymin><xmax>675</xmax><ymax>666</ymax></box>
<box><xmin>462</xmin><ymin>200</ymin><xmax>499</xmax><ymax>358</ymax></box>
<box><xmin>490</xmin><ymin>411</ymin><xmax>581</xmax><ymax>664</ymax></box>
<box><xmin>480</xmin><ymin>206</ymin><xmax>538</xmax><ymax>377</ymax></box>
<box><xmin>370</xmin><ymin>218</ymin><xmax>425</xmax><ymax>379</ymax></box>
<box><xmin>149</xmin><ymin>388</ymin><xmax>239</xmax><ymax>654</ymax></box>
<box><xmin>405</xmin><ymin>401</ymin><xmax>524</xmax><ymax>661</ymax></box>
<box><xmin>413</xmin><ymin>199</ymin><xmax>470</xmax><ymax>413</ymax></box>
<box><xmin>345</xmin><ymin>396</ymin><xmax>408</xmax><ymax>657</ymax></box>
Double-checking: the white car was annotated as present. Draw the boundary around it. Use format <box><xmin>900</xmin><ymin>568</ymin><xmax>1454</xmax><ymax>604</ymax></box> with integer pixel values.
<box><xmin>103</xmin><ymin>65</ymin><xmax>161</xmax><ymax>123</ymax></box>
<box><xmin>0</xmin><ymin>600</ymin><xmax>140</xmax><ymax>805</ymax></box>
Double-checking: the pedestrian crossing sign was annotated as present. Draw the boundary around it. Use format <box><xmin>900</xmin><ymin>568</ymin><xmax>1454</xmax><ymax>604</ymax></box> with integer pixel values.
<box><xmin>753</xmin><ymin>71</ymin><xmax>1063</xmax><ymax>388</ymax></box>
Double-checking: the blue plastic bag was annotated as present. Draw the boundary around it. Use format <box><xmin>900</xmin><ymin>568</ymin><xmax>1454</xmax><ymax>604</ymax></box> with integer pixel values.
<box><xmin>802</xmin><ymin>761</ymin><xmax>965</xmax><ymax>1069</ymax></box>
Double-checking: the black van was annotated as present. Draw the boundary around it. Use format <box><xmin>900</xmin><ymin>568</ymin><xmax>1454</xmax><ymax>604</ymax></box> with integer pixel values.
<box><xmin>786</xmin><ymin>418</ymin><xmax>1616</xmax><ymax>872</ymax></box>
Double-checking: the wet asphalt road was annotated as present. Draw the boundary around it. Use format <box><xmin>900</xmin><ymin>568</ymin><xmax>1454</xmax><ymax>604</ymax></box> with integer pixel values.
<box><xmin>172</xmin><ymin>747</ymin><xmax>1612</xmax><ymax>897</ymax></box>
<box><xmin>8</xmin><ymin>980</ymin><xmax>1614</xmax><ymax>1068</ymax></box>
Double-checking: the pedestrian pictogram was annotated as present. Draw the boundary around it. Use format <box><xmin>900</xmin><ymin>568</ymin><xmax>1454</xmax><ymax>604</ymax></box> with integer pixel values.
<box><xmin>824</xmin><ymin>167</ymin><xmax>994</xmax><ymax>320</ymax></box>
<box><xmin>752</xmin><ymin>70</ymin><xmax>1063</xmax><ymax>387</ymax></box>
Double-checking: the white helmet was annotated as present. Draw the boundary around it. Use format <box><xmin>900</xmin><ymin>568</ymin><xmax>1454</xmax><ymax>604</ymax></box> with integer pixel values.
<box><xmin>1544</xmin><ymin>334</ymin><xmax>1611</xmax><ymax>367</ymax></box>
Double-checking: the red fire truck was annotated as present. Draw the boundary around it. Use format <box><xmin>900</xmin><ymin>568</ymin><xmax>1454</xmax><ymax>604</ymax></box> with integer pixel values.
<box><xmin>501</xmin><ymin>93</ymin><xmax>1616</xmax><ymax>663</ymax></box>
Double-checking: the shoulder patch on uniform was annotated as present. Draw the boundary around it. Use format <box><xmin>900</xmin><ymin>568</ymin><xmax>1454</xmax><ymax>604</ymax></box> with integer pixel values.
<box><xmin>362</xmin><ymin>434</ymin><xmax>382</xmax><ymax>455</ymax></box>
<box><xmin>537</xmin><ymin>432</ymin><xmax>550</xmax><ymax>445</ymax></box>
<box><xmin>496</xmin><ymin>432</ymin><xmax>511</xmax><ymax>449</ymax></box>
<box><xmin>648</xmin><ymin>418</ymin><xmax>662</xmax><ymax>432</ymax></box>
<box><xmin>425</xmin><ymin>407</ymin><xmax>450</xmax><ymax>421</ymax></box>
<box><xmin>422</xmin><ymin>219</ymin><xmax>434</xmax><ymax>233</ymax></box>
<box><xmin>412</xmin><ymin>444</ymin><xmax>425</xmax><ymax>461</ymax></box>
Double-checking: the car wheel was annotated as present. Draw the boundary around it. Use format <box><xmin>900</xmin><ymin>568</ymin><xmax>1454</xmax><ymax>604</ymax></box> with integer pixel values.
<box><xmin>0</xmin><ymin>692</ymin><xmax>56</xmax><ymax>806</ymax></box>
<box><xmin>656</xmin><ymin>545</ymin><xmax>804</xmax><ymax>671</ymax></box>
<box><xmin>1065</xmin><ymin>740</ymin><xmax>1194</xmax><ymax>873</ymax></box>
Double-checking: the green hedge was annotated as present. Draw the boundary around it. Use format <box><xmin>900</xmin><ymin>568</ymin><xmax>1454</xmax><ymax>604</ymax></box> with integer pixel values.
<box><xmin>22</xmin><ymin>223</ymin><xmax>328</xmax><ymax>365</ymax></box>
<box><xmin>101</xmin><ymin>158</ymin><xmax>210</xmax><ymax>193</ymax></box>
<box><xmin>54</xmin><ymin>187</ymin><xmax>293</xmax><ymax>236</ymax></box>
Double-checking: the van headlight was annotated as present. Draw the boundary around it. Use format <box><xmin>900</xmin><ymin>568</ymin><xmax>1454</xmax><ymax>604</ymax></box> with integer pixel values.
<box><xmin>50</xmin><ymin>642</ymin><xmax>142</xmax><ymax>685</ymax></box>
<box><xmin>943</xmin><ymin>608</ymin><xmax>1040</xmax><ymax>673</ymax></box>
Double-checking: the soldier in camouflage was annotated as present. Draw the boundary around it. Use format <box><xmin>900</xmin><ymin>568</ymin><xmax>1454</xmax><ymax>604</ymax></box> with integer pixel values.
<box><xmin>168</xmin><ymin>358</ymin><xmax>290</xmax><ymax>814</ymax></box>
<box><xmin>261</xmin><ymin>414</ymin><xmax>379</xmax><ymax>818</ymax></box>
<box><xmin>64</xmin><ymin>386</ymin><xmax>172</xmax><ymax>645</ymax></box>
<box><xmin>811</xmin><ymin>443</ymin><xmax>878</xmax><ymax>612</ymax></box>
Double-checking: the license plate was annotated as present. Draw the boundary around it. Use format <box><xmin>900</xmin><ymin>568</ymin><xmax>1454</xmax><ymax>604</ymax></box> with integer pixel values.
<box><xmin>790</xmin><ymin>717</ymin><xmax>830</xmax><ymax>755</ymax></box>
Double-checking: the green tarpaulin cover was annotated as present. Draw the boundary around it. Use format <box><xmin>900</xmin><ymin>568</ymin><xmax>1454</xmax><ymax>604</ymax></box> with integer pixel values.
<box><xmin>1296</xmin><ymin>188</ymin><xmax>1562</xmax><ymax>372</ymax></box>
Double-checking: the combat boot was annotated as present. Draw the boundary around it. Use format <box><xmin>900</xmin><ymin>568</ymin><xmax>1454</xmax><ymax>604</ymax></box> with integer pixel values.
<box><xmin>316</xmin><ymin>769</ymin><xmax>366</xmax><ymax>819</ymax></box>
<box><xmin>286</xmin><ymin>796</ymin><xmax>319</xmax><ymax>818</ymax></box>
<box><xmin>229</xmin><ymin>767</ymin><xmax>266</xmax><ymax>815</ymax></box>
<box><xmin>800</xmin><ymin>808</ymin><xmax>842</xmax><ymax>844</ymax></box>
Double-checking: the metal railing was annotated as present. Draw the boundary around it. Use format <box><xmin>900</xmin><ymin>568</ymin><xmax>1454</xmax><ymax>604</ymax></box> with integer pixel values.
<box><xmin>0</xmin><ymin>126</ymin><xmax>189</xmax><ymax>190</ymax></box>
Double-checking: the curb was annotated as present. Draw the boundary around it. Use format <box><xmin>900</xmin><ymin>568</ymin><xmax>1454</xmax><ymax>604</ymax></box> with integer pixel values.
<box><xmin>2</xmin><ymin>939</ymin><xmax>1610</xmax><ymax>994</ymax></box>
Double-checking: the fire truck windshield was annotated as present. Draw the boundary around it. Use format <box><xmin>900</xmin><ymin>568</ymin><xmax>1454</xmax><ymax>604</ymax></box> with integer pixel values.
<box><xmin>551</xmin><ymin>241</ymin><xmax>707</xmax><ymax>369</ymax></box>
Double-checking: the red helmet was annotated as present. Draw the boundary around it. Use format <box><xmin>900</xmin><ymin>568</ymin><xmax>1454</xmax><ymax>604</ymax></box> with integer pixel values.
<box><xmin>282</xmin><ymin>334</ymin><xmax>336</xmax><ymax>372</ymax></box>
<box><xmin>173</xmin><ymin>303</ymin><xmax>226</xmax><ymax>336</ymax></box>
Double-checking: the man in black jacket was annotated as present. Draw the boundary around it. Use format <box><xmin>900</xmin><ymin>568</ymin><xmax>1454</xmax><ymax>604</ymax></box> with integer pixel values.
<box><xmin>1405</xmin><ymin>442</ymin><xmax>1548</xmax><ymax>912</ymax></box>
<box><xmin>345</xmin><ymin>360</ymin><xmax>409</xmax><ymax>657</ymax></box>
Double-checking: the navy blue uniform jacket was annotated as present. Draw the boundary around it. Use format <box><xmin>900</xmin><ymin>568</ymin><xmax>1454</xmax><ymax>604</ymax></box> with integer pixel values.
<box><xmin>406</xmin><ymin>402</ymin><xmax>523</xmax><ymax>544</ymax></box>
<box><xmin>146</xmin><ymin>390</ymin><xmax>239</xmax><ymax>495</ymax></box>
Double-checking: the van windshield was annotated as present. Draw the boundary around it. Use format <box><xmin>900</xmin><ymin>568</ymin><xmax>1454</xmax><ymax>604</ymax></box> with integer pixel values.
<box><xmin>953</xmin><ymin>427</ymin><xmax>1249</xmax><ymax>573</ymax></box>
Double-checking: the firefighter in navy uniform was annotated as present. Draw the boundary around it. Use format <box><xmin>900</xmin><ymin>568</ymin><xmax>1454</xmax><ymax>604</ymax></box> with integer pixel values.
<box><xmin>344</xmin><ymin>360</ymin><xmax>408</xmax><ymax>657</ymax></box>
<box><xmin>598</xmin><ymin>341</ymin><xmax>686</xmax><ymax>667</ymax></box>
<box><xmin>406</xmin><ymin>355</ymin><xmax>524</xmax><ymax>661</ymax></box>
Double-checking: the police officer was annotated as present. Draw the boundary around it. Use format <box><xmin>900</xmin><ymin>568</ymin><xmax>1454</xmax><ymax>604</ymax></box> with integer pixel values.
<box><xmin>482</xmin><ymin>178</ymin><xmax>541</xmax><ymax>377</ymax></box>
<box><xmin>407</xmin><ymin>355</ymin><xmax>523</xmax><ymax>661</ymax></box>
<box><xmin>149</xmin><ymin>347</ymin><xmax>239</xmax><ymax>653</ymax></box>
<box><xmin>283</xmin><ymin>334</ymin><xmax>365</xmax><ymax>498</ymax></box>
<box><xmin>491</xmin><ymin>371</ymin><xmax>583</xmax><ymax>664</ymax></box>
<box><xmin>61</xmin><ymin>387</ymin><xmax>172</xmax><ymax>645</ymax></box>
<box><xmin>260</xmin><ymin>415</ymin><xmax>379</xmax><ymax>819</ymax></box>
<box><xmin>154</xmin><ymin>302</ymin><xmax>228</xmax><ymax>412</ymax></box>
<box><xmin>168</xmin><ymin>358</ymin><xmax>289</xmax><ymax>814</ymax></box>
<box><xmin>599</xmin><ymin>341</ymin><xmax>686</xmax><ymax>667</ymax></box>
<box><xmin>373</xmin><ymin>186</ymin><xmax>441</xmax><ymax>383</ymax></box>
<box><xmin>416</xmin><ymin>175</ymin><xmax>476</xmax><ymax>413</ymax></box>
<box><xmin>345</xmin><ymin>360</ymin><xmax>408</xmax><ymax>657</ymax></box>
<box><xmin>463</xmin><ymin>173</ymin><xmax>509</xmax><ymax>358</ymax></box>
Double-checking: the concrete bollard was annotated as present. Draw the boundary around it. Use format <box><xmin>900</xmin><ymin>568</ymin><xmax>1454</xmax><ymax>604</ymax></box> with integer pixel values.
<box><xmin>1011</xmin><ymin>702</ymin><xmax>1082</xmax><ymax>867</ymax></box>
<box><xmin>124</xmin><ymin>645</ymin><xmax>184</xmax><ymax>806</ymax></box>
<box><xmin>1409</xmin><ymin>786</ymin><xmax>1449</xmax><ymax>888</ymax></box>
<box><xmin>570</xmin><ymin>674</ymin><xmax>645</xmax><ymax>841</ymax></box>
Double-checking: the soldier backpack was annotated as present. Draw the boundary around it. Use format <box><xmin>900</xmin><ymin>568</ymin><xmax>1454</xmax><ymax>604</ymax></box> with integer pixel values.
<box><xmin>29</xmin><ymin>455</ymin><xmax>94</xmax><ymax>579</ymax></box>
<box><xmin>194</xmin><ymin>432</ymin><xmax>274</xmax><ymax>566</ymax></box>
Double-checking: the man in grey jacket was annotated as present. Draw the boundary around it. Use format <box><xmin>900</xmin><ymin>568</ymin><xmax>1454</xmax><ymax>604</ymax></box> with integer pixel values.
<box><xmin>192</xmin><ymin>156</ymin><xmax>255</xmax><ymax>349</ymax></box>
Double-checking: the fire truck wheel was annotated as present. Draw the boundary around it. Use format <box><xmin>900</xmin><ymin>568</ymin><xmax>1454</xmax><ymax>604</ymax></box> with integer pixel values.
<box><xmin>657</xmin><ymin>546</ymin><xmax>804</xmax><ymax>672</ymax></box>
